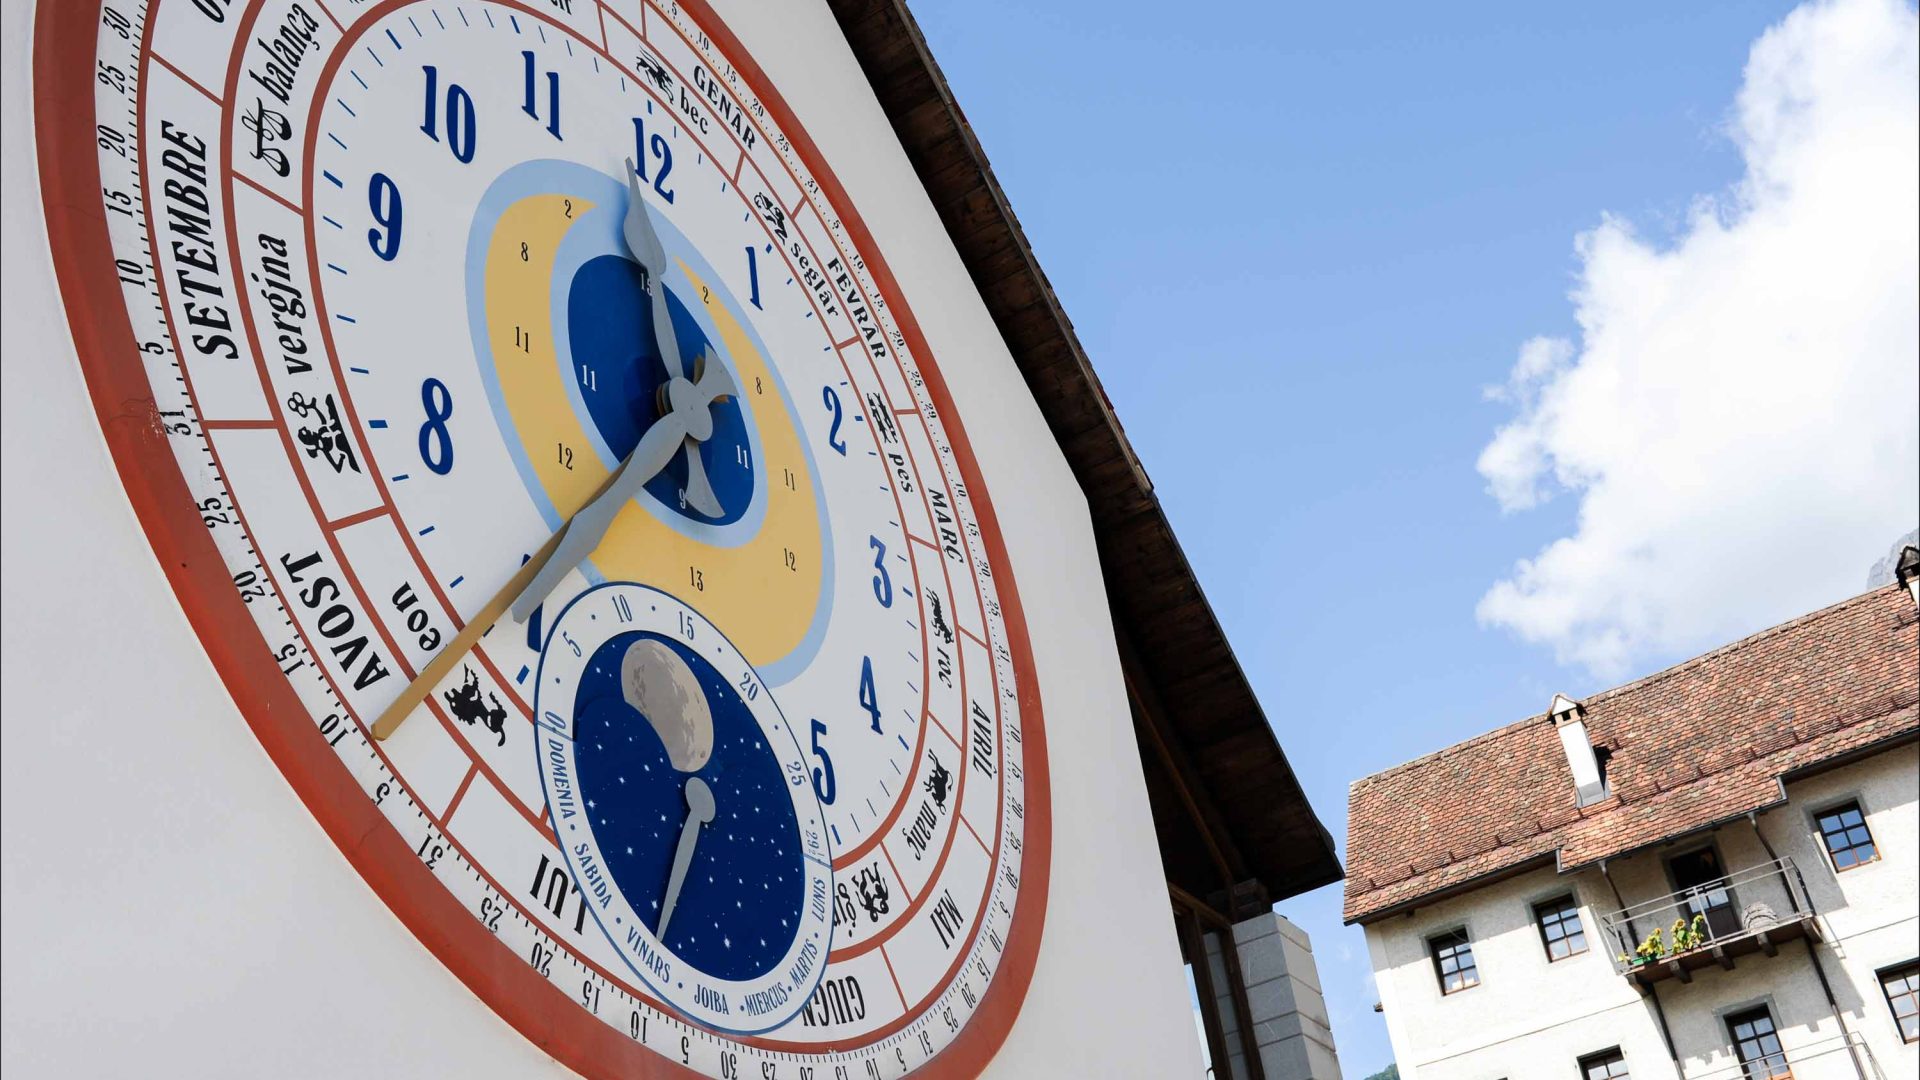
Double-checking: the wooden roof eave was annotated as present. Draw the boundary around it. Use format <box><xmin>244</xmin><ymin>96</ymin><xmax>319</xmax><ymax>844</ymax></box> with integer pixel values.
<box><xmin>826</xmin><ymin>0</ymin><xmax>1343</xmax><ymax>903</ymax></box>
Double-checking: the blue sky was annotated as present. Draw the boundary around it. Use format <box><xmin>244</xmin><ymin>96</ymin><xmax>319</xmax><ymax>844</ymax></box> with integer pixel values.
<box><xmin>914</xmin><ymin>0</ymin><xmax>1918</xmax><ymax>1073</ymax></box>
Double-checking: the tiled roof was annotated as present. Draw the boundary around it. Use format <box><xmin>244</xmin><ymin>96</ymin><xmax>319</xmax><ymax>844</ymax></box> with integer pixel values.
<box><xmin>1343</xmin><ymin>585</ymin><xmax>1919</xmax><ymax>924</ymax></box>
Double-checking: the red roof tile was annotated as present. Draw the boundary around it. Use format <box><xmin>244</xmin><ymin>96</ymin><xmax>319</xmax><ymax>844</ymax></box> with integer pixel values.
<box><xmin>1343</xmin><ymin>585</ymin><xmax>1919</xmax><ymax>923</ymax></box>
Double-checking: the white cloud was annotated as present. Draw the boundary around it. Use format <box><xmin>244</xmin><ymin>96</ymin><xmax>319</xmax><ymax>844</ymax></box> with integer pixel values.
<box><xmin>1477</xmin><ymin>0</ymin><xmax>1920</xmax><ymax>679</ymax></box>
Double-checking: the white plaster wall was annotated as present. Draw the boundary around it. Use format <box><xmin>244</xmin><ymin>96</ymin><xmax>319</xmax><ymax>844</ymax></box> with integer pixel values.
<box><xmin>1363</xmin><ymin>743</ymin><xmax>1919</xmax><ymax>1080</ymax></box>
<box><xmin>1770</xmin><ymin>749</ymin><xmax>1920</xmax><ymax>1078</ymax></box>
<box><xmin>1365</xmin><ymin>864</ymin><xmax>1671</xmax><ymax>1079</ymax></box>
<box><xmin>0</xmin><ymin>1</ymin><xmax>1202</xmax><ymax>1077</ymax></box>
<box><xmin>1653</xmin><ymin>943</ymin><xmax>1848</xmax><ymax>1080</ymax></box>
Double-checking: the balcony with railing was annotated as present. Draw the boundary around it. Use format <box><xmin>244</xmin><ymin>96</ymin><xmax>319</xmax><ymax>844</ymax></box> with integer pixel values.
<box><xmin>1599</xmin><ymin>858</ymin><xmax>1820</xmax><ymax>987</ymax></box>
<box><xmin>1684</xmin><ymin>1032</ymin><xmax>1884</xmax><ymax>1080</ymax></box>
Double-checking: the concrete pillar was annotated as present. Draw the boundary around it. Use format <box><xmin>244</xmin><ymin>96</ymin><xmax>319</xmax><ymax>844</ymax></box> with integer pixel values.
<box><xmin>1204</xmin><ymin>912</ymin><xmax>1343</xmax><ymax>1080</ymax></box>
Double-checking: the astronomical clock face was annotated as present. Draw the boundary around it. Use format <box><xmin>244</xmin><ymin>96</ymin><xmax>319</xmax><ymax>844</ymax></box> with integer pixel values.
<box><xmin>40</xmin><ymin>0</ymin><xmax>1048</xmax><ymax>1075</ymax></box>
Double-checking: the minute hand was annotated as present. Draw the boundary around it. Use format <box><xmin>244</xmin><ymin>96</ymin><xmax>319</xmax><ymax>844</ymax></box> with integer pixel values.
<box><xmin>508</xmin><ymin>357</ymin><xmax>735</xmax><ymax>624</ymax></box>
<box><xmin>623</xmin><ymin>161</ymin><xmax>723</xmax><ymax>519</ymax></box>
<box><xmin>624</xmin><ymin>158</ymin><xmax>684</xmax><ymax>381</ymax></box>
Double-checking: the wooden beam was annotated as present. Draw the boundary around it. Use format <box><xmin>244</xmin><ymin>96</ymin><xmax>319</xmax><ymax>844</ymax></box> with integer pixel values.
<box><xmin>1170</xmin><ymin>886</ymin><xmax>1266</xmax><ymax>1080</ymax></box>
<box><xmin>1215</xmin><ymin>914</ymin><xmax>1269</xmax><ymax>1080</ymax></box>
<box><xmin>1119</xmin><ymin>628</ymin><xmax>1249</xmax><ymax>894</ymax></box>
<box><xmin>1169</xmin><ymin>883</ymin><xmax>1232</xmax><ymax>928</ymax></box>
<box><xmin>1176</xmin><ymin>902</ymin><xmax>1236</xmax><ymax>1079</ymax></box>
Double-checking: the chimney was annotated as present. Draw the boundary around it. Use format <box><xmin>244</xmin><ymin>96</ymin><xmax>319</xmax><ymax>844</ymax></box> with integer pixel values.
<box><xmin>1897</xmin><ymin>545</ymin><xmax>1920</xmax><ymax>605</ymax></box>
<box><xmin>1550</xmin><ymin>694</ymin><xmax>1608</xmax><ymax>807</ymax></box>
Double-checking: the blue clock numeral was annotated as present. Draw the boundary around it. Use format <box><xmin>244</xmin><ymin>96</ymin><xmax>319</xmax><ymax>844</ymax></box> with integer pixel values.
<box><xmin>521</xmin><ymin>51</ymin><xmax>561</xmax><ymax>140</ymax></box>
<box><xmin>809</xmin><ymin>719</ymin><xmax>836</xmax><ymax>805</ymax></box>
<box><xmin>744</xmin><ymin>245</ymin><xmax>762</xmax><ymax>310</ymax></box>
<box><xmin>868</xmin><ymin>536</ymin><xmax>893</xmax><ymax>608</ymax></box>
<box><xmin>418</xmin><ymin>378</ymin><xmax>454</xmax><ymax>474</ymax></box>
<box><xmin>419</xmin><ymin>65</ymin><xmax>476</xmax><ymax>163</ymax></box>
<box><xmin>418</xmin><ymin>65</ymin><xmax>438</xmax><ymax>140</ymax></box>
<box><xmin>367</xmin><ymin>172</ymin><xmax>403</xmax><ymax>260</ymax></box>
<box><xmin>821</xmin><ymin>386</ymin><xmax>848</xmax><ymax>456</ymax></box>
<box><xmin>630</xmin><ymin>117</ymin><xmax>674</xmax><ymax>203</ymax></box>
<box><xmin>858</xmin><ymin>655</ymin><xmax>882</xmax><ymax>734</ymax></box>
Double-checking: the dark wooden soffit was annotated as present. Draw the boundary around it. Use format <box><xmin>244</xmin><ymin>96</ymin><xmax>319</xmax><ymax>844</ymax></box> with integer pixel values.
<box><xmin>826</xmin><ymin>0</ymin><xmax>1342</xmax><ymax>901</ymax></box>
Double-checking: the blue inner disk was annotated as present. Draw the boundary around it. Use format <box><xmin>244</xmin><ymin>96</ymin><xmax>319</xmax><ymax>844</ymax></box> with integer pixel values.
<box><xmin>572</xmin><ymin>630</ymin><xmax>803</xmax><ymax>981</ymax></box>
<box><xmin>567</xmin><ymin>254</ymin><xmax>753</xmax><ymax>525</ymax></box>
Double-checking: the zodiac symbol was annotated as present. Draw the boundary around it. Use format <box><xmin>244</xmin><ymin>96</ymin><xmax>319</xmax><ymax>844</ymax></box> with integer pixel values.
<box><xmin>633</xmin><ymin>50</ymin><xmax>674</xmax><ymax>94</ymax></box>
<box><xmin>443</xmin><ymin>666</ymin><xmax>508</xmax><ymax>747</ymax></box>
<box><xmin>242</xmin><ymin>97</ymin><xmax>292</xmax><ymax>178</ymax></box>
<box><xmin>286</xmin><ymin>391</ymin><xmax>359</xmax><ymax>474</ymax></box>
<box><xmin>929</xmin><ymin>591</ymin><xmax>954</xmax><ymax>646</ymax></box>
<box><xmin>854</xmin><ymin>865</ymin><xmax>890</xmax><ymax>922</ymax></box>
<box><xmin>923</xmin><ymin>750</ymin><xmax>952</xmax><ymax>812</ymax></box>
<box><xmin>753</xmin><ymin>192</ymin><xmax>789</xmax><ymax>243</ymax></box>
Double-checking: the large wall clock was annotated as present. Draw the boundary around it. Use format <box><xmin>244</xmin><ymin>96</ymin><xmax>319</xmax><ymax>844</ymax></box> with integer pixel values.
<box><xmin>35</xmin><ymin>0</ymin><xmax>1049</xmax><ymax>1075</ymax></box>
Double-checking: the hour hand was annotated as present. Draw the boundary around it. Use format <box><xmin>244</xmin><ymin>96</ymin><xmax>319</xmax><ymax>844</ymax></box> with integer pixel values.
<box><xmin>681</xmin><ymin>445</ymin><xmax>722</xmax><ymax>519</ymax></box>
<box><xmin>675</xmin><ymin>351</ymin><xmax>737</xmax><ymax>519</ymax></box>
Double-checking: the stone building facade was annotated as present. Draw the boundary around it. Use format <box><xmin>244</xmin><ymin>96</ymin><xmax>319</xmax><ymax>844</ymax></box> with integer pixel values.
<box><xmin>1344</xmin><ymin>555</ymin><xmax>1920</xmax><ymax>1079</ymax></box>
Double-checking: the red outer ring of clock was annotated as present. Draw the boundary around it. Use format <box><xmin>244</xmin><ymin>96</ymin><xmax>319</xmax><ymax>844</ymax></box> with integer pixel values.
<box><xmin>32</xmin><ymin>2</ymin><xmax>1052</xmax><ymax>1076</ymax></box>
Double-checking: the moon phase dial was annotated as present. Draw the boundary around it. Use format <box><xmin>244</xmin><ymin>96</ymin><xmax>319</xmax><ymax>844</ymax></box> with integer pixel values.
<box><xmin>536</xmin><ymin>584</ymin><xmax>831</xmax><ymax>1032</ymax></box>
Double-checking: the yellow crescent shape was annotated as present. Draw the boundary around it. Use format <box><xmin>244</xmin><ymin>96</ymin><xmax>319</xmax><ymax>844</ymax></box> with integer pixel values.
<box><xmin>483</xmin><ymin>195</ymin><xmax>822</xmax><ymax>666</ymax></box>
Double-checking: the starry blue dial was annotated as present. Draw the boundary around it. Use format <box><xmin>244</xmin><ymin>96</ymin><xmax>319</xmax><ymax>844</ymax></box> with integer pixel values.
<box><xmin>535</xmin><ymin>582</ymin><xmax>833</xmax><ymax>1033</ymax></box>
<box><xmin>573</xmin><ymin>631</ymin><xmax>803</xmax><ymax>980</ymax></box>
